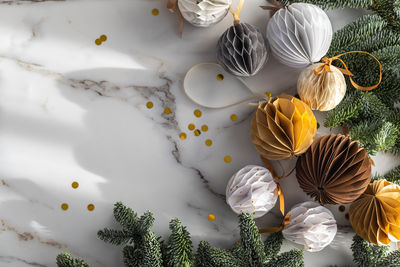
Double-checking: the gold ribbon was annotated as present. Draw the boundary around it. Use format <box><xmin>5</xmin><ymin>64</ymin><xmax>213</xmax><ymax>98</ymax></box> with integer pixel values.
<box><xmin>167</xmin><ymin>0</ymin><xmax>184</xmax><ymax>37</ymax></box>
<box><xmin>260</xmin><ymin>0</ymin><xmax>285</xmax><ymax>18</ymax></box>
<box><xmin>262</xmin><ymin>158</ymin><xmax>290</xmax><ymax>215</ymax></box>
<box><xmin>259</xmin><ymin>214</ymin><xmax>291</xmax><ymax>233</ymax></box>
<box><xmin>314</xmin><ymin>51</ymin><xmax>382</xmax><ymax>91</ymax></box>
<box><xmin>229</xmin><ymin>0</ymin><xmax>245</xmax><ymax>24</ymax></box>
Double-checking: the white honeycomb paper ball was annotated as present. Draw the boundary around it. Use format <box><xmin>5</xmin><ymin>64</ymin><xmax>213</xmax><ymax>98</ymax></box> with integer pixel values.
<box><xmin>266</xmin><ymin>3</ymin><xmax>333</xmax><ymax>68</ymax></box>
<box><xmin>226</xmin><ymin>165</ymin><xmax>278</xmax><ymax>218</ymax></box>
<box><xmin>178</xmin><ymin>0</ymin><xmax>232</xmax><ymax>27</ymax></box>
<box><xmin>283</xmin><ymin>201</ymin><xmax>337</xmax><ymax>252</ymax></box>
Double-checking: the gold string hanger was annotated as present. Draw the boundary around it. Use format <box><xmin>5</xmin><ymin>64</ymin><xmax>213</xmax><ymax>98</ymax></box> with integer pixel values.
<box><xmin>314</xmin><ymin>51</ymin><xmax>382</xmax><ymax>91</ymax></box>
<box><xmin>230</xmin><ymin>0</ymin><xmax>245</xmax><ymax>24</ymax></box>
<box><xmin>167</xmin><ymin>0</ymin><xmax>184</xmax><ymax>37</ymax></box>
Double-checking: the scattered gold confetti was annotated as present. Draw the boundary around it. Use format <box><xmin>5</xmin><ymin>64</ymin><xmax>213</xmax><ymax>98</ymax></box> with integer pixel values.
<box><xmin>201</xmin><ymin>125</ymin><xmax>208</xmax><ymax>132</ymax></box>
<box><xmin>71</xmin><ymin>181</ymin><xmax>79</xmax><ymax>189</ymax></box>
<box><xmin>205</xmin><ymin>139</ymin><xmax>212</xmax><ymax>146</ymax></box>
<box><xmin>100</xmin><ymin>34</ymin><xmax>107</xmax><ymax>42</ymax></box>
<box><xmin>339</xmin><ymin>205</ymin><xmax>345</xmax><ymax>212</ymax></box>
<box><xmin>265</xmin><ymin>91</ymin><xmax>272</xmax><ymax>99</ymax></box>
<box><xmin>146</xmin><ymin>101</ymin><xmax>154</xmax><ymax>109</ymax></box>
<box><xmin>188</xmin><ymin>123</ymin><xmax>195</xmax><ymax>131</ymax></box>
<box><xmin>61</xmin><ymin>203</ymin><xmax>69</xmax><ymax>211</ymax></box>
<box><xmin>164</xmin><ymin>107</ymin><xmax>171</xmax><ymax>114</ymax></box>
<box><xmin>194</xmin><ymin>129</ymin><xmax>201</xmax><ymax>136</ymax></box>
<box><xmin>179</xmin><ymin>132</ymin><xmax>187</xmax><ymax>140</ymax></box>
<box><xmin>230</xmin><ymin>114</ymin><xmax>238</xmax><ymax>121</ymax></box>
<box><xmin>208</xmin><ymin>214</ymin><xmax>215</xmax><ymax>221</ymax></box>
<box><xmin>216</xmin><ymin>74</ymin><xmax>224</xmax><ymax>81</ymax></box>
<box><xmin>152</xmin><ymin>8</ymin><xmax>159</xmax><ymax>16</ymax></box>
<box><xmin>224</xmin><ymin>155</ymin><xmax>232</xmax><ymax>163</ymax></box>
<box><xmin>194</xmin><ymin>109</ymin><xmax>202</xmax><ymax>118</ymax></box>
<box><xmin>95</xmin><ymin>39</ymin><xmax>102</xmax><ymax>45</ymax></box>
<box><xmin>87</xmin><ymin>204</ymin><xmax>95</xmax><ymax>211</ymax></box>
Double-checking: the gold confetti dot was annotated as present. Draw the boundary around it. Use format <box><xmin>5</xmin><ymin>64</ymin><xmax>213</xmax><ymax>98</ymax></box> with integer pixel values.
<box><xmin>216</xmin><ymin>74</ymin><xmax>224</xmax><ymax>81</ymax></box>
<box><xmin>61</xmin><ymin>203</ymin><xmax>69</xmax><ymax>211</ymax></box>
<box><xmin>208</xmin><ymin>214</ymin><xmax>215</xmax><ymax>221</ymax></box>
<box><xmin>188</xmin><ymin>123</ymin><xmax>195</xmax><ymax>131</ymax></box>
<box><xmin>339</xmin><ymin>205</ymin><xmax>345</xmax><ymax>212</ymax></box>
<box><xmin>194</xmin><ymin>129</ymin><xmax>201</xmax><ymax>136</ymax></box>
<box><xmin>71</xmin><ymin>181</ymin><xmax>79</xmax><ymax>189</ymax></box>
<box><xmin>201</xmin><ymin>125</ymin><xmax>208</xmax><ymax>132</ymax></box>
<box><xmin>265</xmin><ymin>91</ymin><xmax>272</xmax><ymax>99</ymax></box>
<box><xmin>194</xmin><ymin>109</ymin><xmax>202</xmax><ymax>118</ymax></box>
<box><xmin>100</xmin><ymin>34</ymin><xmax>107</xmax><ymax>42</ymax></box>
<box><xmin>224</xmin><ymin>156</ymin><xmax>231</xmax><ymax>163</ymax></box>
<box><xmin>179</xmin><ymin>132</ymin><xmax>187</xmax><ymax>140</ymax></box>
<box><xmin>230</xmin><ymin>114</ymin><xmax>238</xmax><ymax>121</ymax></box>
<box><xmin>152</xmin><ymin>8</ymin><xmax>159</xmax><ymax>16</ymax></box>
<box><xmin>87</xmin><ymin>204</ymin><xmax>95</xmax><ymax>211</ymax></box>
<box><xmin>205</xmin><ymin>139</ymin><xmax>212</xmax><ymax>146</ymax></box>
<box><xmin>95</xmin><ymin>39</ymin><xmax>102</xmax><ymax>45</ymax></box>
<box><xmin>164</xmin><ymin>107</ymin><xmax>171</xmax><ymax>114</ymax></box>
<box><xmin>146</xmin><ymin>101</ymin><xmax>154</xmax><ymax>109</ymax></box>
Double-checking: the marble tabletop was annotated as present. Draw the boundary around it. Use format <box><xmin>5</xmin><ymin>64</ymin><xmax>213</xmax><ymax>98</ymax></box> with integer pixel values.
<box><xmin>0</xmin><ymin>0</ymin><xmax>399</xmax><ymax>266</ymax></box>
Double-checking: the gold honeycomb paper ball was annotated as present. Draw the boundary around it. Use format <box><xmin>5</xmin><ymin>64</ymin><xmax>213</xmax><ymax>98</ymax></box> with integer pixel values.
<box><xmin>250</xmin><ymin>94</ymin><xmax>317</xmax><ymax>161</ymax></box>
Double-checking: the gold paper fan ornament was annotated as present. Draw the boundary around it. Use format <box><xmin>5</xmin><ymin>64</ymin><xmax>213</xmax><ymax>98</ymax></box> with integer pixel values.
<box><xmin>250</xmin><ymin>94</ymin><xmax>317</xmax><ymax>161</ymax></box>
<box><xmin>349</xmin><ymin>179</ymin><xmax>400</xmax><ymax>245</ymax></box>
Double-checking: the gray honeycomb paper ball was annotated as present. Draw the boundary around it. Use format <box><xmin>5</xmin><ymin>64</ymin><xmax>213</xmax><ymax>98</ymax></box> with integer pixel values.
<box><xmin>217</xmin><ymin>22</ymin><xmax>269</xmax><ymax>77</ymax></box>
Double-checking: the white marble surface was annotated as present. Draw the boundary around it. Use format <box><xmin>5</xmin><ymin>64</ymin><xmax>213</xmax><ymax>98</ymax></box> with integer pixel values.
<box><xmin>0</xmin><ymin>0</ymin><xmax>399</xmax><ymax>266</ymax></box>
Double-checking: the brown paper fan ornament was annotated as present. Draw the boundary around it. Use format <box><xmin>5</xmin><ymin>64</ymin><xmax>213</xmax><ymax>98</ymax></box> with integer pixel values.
<box><xmin>296</xmin><ymin>134</ymin><xmax>372</xmax><ymax>204</ymax></box>
<box><xmin>250</xmin><ymin>94</ymin><xmax>317</xmax><ymax>161</ymax></box>
<box><xmin>349</xmin><ymin>179</ymin><xmax>400</xmax><ymax>245</ymax></box>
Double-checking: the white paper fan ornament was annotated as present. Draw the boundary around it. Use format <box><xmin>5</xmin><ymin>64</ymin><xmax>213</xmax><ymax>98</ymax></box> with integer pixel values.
<box><xmin>178</xmin><ymin>0</ymin><xmax>232</xmax><ymax>27</ymax></box>
<box><xmin>266</xmin><ymin>3</ymin><xmax>333</xmax><ymax>68</ymax></box>
<box><xmin>226</xmin><ymin>165</ymin><xmax>278</xmax><ymax>218</ymax></box>
<box><xmin>282</xmin><ymin>201</ymin><xmax>337</xmax><ymax>252</ymax></box>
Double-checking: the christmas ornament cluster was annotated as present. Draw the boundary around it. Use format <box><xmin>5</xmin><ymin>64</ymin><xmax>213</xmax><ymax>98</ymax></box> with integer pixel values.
<box><xmin>178</xmin><ymin>0</ymin><xmax>392</xmax><ymax>257</ymax></box>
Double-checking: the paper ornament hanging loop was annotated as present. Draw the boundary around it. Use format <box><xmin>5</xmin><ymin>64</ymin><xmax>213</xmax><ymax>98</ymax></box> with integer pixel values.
<box><xmin>314</xmin><ymin>51</ymin><xmax>382</xmax><ymax>91</ymax></box>
<box><xmin>297</xmin><ymin>51</ymin><xmax>382</xmax><ymax>111</ymax></box>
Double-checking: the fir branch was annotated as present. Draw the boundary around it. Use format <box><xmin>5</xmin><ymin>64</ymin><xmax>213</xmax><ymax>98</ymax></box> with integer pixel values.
<box><xmin>165</xmin><ymin>218</ymin><xmax>194</xmax><ymax>267</ymax></box>
<box><xmin>376</xmin><ymin>251</ymin><xmax>400</xmax><ymax>267</ymax></box>
<box><xmin>113</xmin><ymin>201</ymin><xmax>138</xmax><ymax>231</ymax></box>
<box><xmin>239</xmin><ymin>213</ymin><xmax>268</xmax><ymax>266</ymax></box>
<box><xmin>195</xmin><ymin>241</ymin><xmax>241</xmax><ymax>267</ymax></box>
<box><xmin>266</xmin><ymin>250</ymin><xmax>304</xmax><ymax>267</ymax></box>
<box><xmin>384</xmin><ymin>165</ymin><xmax>400</xmax><ymax>185</ymax></box>
<box><xmin>123</xmin><ymin>245</ymin><xmax>142</xmax><ymax>267</ymax></box>
<box><xmin>370</xmin><ymin>0</ymin><xmax>400</xmax><ymax>32</ymax></box>
<box><xmin>56</xmin><ymin>253</ymin><xmax>90</xmax><ymax>267</ymax></box>
<box><xmin>351</xmin><ymin>235</ymin><xmax>389</xmax><ymax>267</ymax></box>
<box><xmin>324</xmin><ymin>90</ymin><xmax>362</xmax><ymax>128</ymax></box>
<box><xmin>97</xmin><ymin>228</ymin><xmax>132</xmax><ymax>245</ymax></box>
<box><xmin>277</xmin><ymin>0</ymin><xmax>372</xmax><ymax>9</ymax></box>
<box><xmin>263</xmin><ymin>232</ymin><xmax>283</xmax><ymax>262</ymax></box>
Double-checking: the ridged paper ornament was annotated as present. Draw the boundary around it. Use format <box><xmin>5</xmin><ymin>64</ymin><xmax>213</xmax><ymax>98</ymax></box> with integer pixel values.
<box><xmin>296</xmin><ymin>134</ymin><xmax>372</xmax><ymax>204</ymax></box>
<box><xmin>282</xmin><ymin>201</ymin><xmax>337</xmax><ymax>252</ymax></box>
<box><xmin>178</xmin><ymin>0</ymin><xmax>232</xmax><ymax>27</ymax></box>
<box><xmin>226</xmin><ymin>165</ymin><xmax>278</xmax><ymax>218</ymax></box>
<box><xmin>297</xmin><ymin>63</ymin><xmax>346</xmax><ymax>111</ymax></box>
<box><xmin>250</xmin><ymin>94</ymin><xmax>317</xmax><ymax>161</ymax></box>
<box><xmin>217</xmin><ymin>22</ymin><xmax>268</xmax><ymax>76</ymax></box>
<box><xmin>266</xmin><ymin>3</ymin><xmax>333</xmax><ymax>68</ymax></box>
<box><xmin>349</xmin><ymin>179</ymin><xmax>400</xmax><ymax>245</ymax></box>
